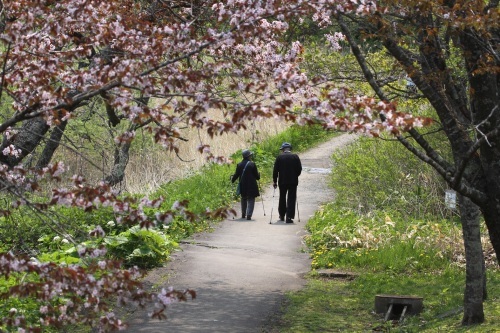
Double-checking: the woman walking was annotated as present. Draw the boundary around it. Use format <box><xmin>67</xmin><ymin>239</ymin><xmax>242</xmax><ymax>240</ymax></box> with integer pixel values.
<box><xmin>231</xmin><ymin>149</ymin><xmax>260</xmax><ymax>220</ymax></box>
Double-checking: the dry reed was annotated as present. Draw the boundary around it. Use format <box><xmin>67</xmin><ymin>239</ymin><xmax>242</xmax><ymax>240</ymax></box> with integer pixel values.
<box><xmin>124</xmin><ymin>117</ymin><xmax>288</xmax><ymax>194</ymax></box>
<box><xmin>49</xmin><ymin>112</ymin><xmax>288</xmax><ymax>195</ymax></box>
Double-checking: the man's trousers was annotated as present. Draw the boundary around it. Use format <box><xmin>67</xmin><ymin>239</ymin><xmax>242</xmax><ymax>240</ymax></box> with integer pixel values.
<box><xmin>278</xmin><ymin>184</ymin><xmax>297</xmax><ymax>220</ymax></box>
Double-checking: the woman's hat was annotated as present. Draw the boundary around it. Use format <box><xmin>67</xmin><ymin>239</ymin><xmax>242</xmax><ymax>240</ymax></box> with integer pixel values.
<box><xmin>242</xmin><ymin>149</ymin><xmax>253</xmax><ymax>158</ymax></box>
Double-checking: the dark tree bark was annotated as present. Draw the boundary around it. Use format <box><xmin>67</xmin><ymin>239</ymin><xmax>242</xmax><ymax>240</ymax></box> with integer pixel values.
<box><xmin>0</xmin><ymin>117</ymin><xmax>50</xmax><ymax>168</ymax></box>
<box><xmin>459</xmin><ymin>195</ymin><xmax>485</xmax><ymax>325</ymax></box>
<box><xmin>104</xmin><ymin>140</ymin><xmax>131</xmax><ymax>186</ymax></box>
<box><xmin>35</xmin><ymin>120</ymin><xmax>68</xmax><ymax>169</ymax></box>
<box><xmin>460</xmin><ymin>28</ymin><xmax>500</xmax><ymax>264</ymax></box>
<box><xmin>103</xmin><ymin>97</ymin><xmax>150</xmax><ymax>186</ymax></box>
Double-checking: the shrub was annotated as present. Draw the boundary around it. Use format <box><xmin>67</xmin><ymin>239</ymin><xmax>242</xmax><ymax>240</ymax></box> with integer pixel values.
<box><xmin>305</xmin><ymin>204</ymin><xmax>459</xmax><ymax>272</ymax></box>
<box><xmin>330</xmin><ymin>135</ymin><xmax>449</xmax><ymax>219</ymax></box>
<box><xmin>104</xmin><ymin>225</ymin><xmax>178</xmax><ymax>268</ymax></box>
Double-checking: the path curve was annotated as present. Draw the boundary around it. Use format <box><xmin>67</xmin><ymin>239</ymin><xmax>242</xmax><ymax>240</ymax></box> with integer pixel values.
<box><xmin>125</xmin><ymin>133</ymin><xmax>357</xmax><ymax>333</ymax></box>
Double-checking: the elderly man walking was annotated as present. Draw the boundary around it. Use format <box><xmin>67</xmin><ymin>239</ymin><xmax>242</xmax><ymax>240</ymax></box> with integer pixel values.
<box><xmin>272</xmin><ymin>142</ymin><xmax>302</xmax><ymax>223</ymax></box>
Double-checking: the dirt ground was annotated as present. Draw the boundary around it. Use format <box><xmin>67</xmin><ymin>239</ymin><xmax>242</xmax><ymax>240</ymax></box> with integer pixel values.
<box><xmin>124</xmin><ymin>133</ymin><xmax>358</xmax><ymax>333</ymax></box>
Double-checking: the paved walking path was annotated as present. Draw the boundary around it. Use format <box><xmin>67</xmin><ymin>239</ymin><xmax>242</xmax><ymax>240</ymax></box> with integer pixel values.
<box><xmin>125</xmin><ymin>134</ymin><xmax>357</xmax><ymax>333</ymax></box>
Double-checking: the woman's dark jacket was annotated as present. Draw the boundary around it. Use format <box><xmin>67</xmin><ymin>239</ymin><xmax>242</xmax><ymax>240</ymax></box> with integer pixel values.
<box><xmin>231</xmin><ymin>159</ymin><xmax>260</xmax><ymax>197</ymax></box>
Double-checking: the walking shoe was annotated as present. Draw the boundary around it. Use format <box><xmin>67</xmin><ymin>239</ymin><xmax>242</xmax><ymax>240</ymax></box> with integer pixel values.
<box><xmin>242</xmin><ymin>215</ymin><xmax>246</xmax><ymax>219</ymax></box>
<box><xmin>246</xmin><ymin>216</ymin><xmax>252</xmax><ymax>220</ymax></box>
<box><xmin>279</xmin><ymin>216</ymin><xmax>284</xmax><ymax>221</ymax></box>
<box><xmin>286</xmin><ymin>218</ymin><xmax>294</xmax><ymax>223</ymax></box>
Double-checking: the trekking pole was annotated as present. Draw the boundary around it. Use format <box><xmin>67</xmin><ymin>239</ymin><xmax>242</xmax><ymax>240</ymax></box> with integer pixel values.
<box><xmin>296</xmin><ymin>198</ymin><xmax>300</xmax><ymax>222</ymax></box>
<box><xmin>258</xmin><ymin>181</ymin><xmax>266</xmax><ymax>216</ymax></box>
<box><xmin>229</xmin><ymin>174</ymin><xmax>237</xmax><ymax>220</ymax></box>
<box><xmin>269</xmin><ymin>187</ymin><xmax>276</xmax><ymax>224</ymax></box>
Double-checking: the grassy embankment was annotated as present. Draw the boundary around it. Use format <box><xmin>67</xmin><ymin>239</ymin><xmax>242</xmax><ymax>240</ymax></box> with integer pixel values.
<box><xmin>270</xmin><ymin>136</ymin><xmax>500</xmax><ymax>333</ymax></box>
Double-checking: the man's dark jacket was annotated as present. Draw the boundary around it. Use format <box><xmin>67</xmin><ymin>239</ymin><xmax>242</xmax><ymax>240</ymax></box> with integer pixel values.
<box><xmin>273</xmin><ymin>152</ymin><xmax>302</xmax><ymax>186</ymax></box>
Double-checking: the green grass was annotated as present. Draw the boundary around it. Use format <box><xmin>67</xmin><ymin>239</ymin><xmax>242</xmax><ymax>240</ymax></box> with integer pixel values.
<box><xmin>277</xmin><ymin>279</ymin><xmax>370</xmax><ymax>332</ymax></box>
<box><xmin>275</xmin><ymin>270</ymin><xmax>500</xmax><ymax>333</ymax></box>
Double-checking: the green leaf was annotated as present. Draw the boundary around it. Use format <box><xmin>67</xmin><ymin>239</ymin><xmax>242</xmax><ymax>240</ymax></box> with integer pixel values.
<box><xmin>104</xmin><ymin>235</ymin><xmax>129</xmax><ymax>246</ymax></box>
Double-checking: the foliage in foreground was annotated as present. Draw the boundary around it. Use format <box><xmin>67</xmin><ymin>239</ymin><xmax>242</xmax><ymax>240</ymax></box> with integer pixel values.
<box><xmin>274</xmin><ymin>136</ymin><xmax>500</xmax><ymax>332</ymax></box>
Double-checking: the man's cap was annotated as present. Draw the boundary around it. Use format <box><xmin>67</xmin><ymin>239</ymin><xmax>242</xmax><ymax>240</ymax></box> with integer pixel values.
<box><xmin>242</xmin><ymin>149</ymin><xmax>253</xmax><ymax>158</ymax></box>
<box><xmin>280</xmin><ymin>142</ymin><xmax>292</xmax><ymax>150</ymax></box>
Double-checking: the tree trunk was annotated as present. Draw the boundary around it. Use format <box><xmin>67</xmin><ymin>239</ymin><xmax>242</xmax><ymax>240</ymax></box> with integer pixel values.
<box><xmin>104</xmin><ymin>140</ymin><xmax>131</xmax><ymax>186</ymax></box>
<box><xmin>35</xmin><ymin>120</ymin><xmax>68</xmax><ymax>169</ymax></box>
<box><xmin>460</xmin><ymin>27</ymin><xmax>500</xmax><ymax>264</ymax></box>
<box><xmin>481</xmin><ymin>198</ymin><xmax>500</xmax><ymax>267</ymax></box>
<box><xmin>459</xmin><ymin>194</ymin><xmax>485</xmax><ymax>325</ymax></box>
<box><xmin>0</xmin><ymin>117</ymin><xmax>49</xmax><ymax>168</ymax></box>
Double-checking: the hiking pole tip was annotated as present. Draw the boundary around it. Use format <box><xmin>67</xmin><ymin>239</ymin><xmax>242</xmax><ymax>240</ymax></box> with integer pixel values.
<box><xmin>269</xmin><ymin>187</ymin><xmax>276</xmax><ymax>224</ymax></box>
